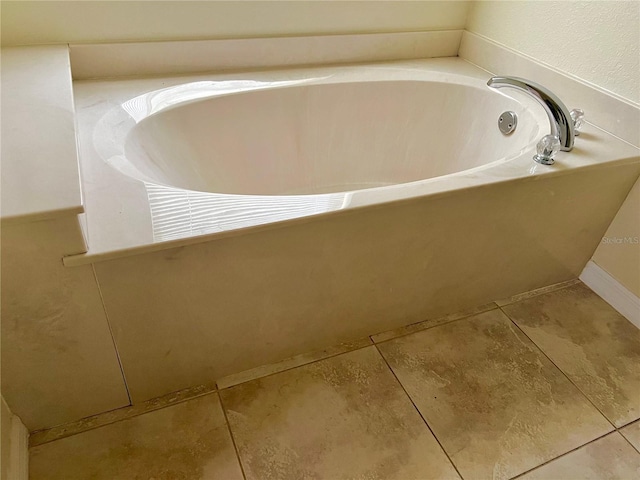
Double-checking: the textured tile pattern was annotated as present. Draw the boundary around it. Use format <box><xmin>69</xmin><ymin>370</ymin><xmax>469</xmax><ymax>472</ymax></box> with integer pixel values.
<box><xmin>378</xmin><ymin>309</ymin><xmax>613</xmax><ymax>480</ymax></box>
<box><xmin>503</xmin><ymin>282</ymin><xmax>640</xmax><ymax>427</ymax></box>
<box><xmin>621</xmin><ymin>420</ymin><xmax>640</xmax><ymax>452</ymax></box>
<box><xmin>220</xmin><ymin>346</ymin><xmax>460</xmax><ymax>480</ymax></box>
<box><xmin>519</xmin><ymin>432</ymin><xmax>640</xmax><ymax>479</ymax></box>
<box><xmin>29</xmin><ymin>393</ymin><xmax>243</xmax><ymax>480</ymax></box>
<box><xmin>29</xmin><ymin>282</ymin><xmax>638</xmax><ymax>480</ymax></box>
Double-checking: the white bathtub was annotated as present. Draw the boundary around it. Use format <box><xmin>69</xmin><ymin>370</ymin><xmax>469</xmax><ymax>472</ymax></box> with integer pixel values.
<box><xmin>71</xmin><ymin>59</ymin><xmax>639</xmax><ymax>402</ymax></box>
<box><xmin>120</xmin><ymin>77</ymin><xmax>542</xmax><ymax>195</ymax></box>
<box><xmin>84</xmin><ymin>60</ymin><xmax>555</xmax><ymax>250</ymax></box>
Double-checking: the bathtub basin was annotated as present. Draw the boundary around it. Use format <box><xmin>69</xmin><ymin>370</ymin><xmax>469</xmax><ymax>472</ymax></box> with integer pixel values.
<box><xmin>121</xmin><ymin>77</ymin><xmax>542</xmax><ymax>195</ymax></box>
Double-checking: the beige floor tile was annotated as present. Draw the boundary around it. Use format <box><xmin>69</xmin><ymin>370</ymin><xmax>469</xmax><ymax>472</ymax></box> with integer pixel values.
<box><xmin>502</xmin><ymin>282</ymin><xmax>640</xmax><ymax>427</ymax></box>
<box><xmin>29</xmin><ymin>393</ymin><xmax>243</xmax><ymax>480</ymax></box>
<box><xmin>621</xmin><ymin>420</ymin><xmax>640</xmax><ymax>452</ymax></box>
<box><xmin>377</xmin><ymin>309</ymin><xmax>613</xmax><ymax>480</ymax></box>
<box><xmin>220</xmin><ymin>346</ymin><xmax>460</xmax><ymax>480</ymax></box>
<box><xmin>518</xmin><ymin>432</ymin><xmax>640</xmax><ymax>479</ymax></box>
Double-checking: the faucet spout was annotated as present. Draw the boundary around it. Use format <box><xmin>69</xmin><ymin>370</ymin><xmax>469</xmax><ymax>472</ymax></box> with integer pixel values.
<box><xmin>487</xmin><ymin>76</ymin><xmax>574</xmax><ymax>152</ymax></box>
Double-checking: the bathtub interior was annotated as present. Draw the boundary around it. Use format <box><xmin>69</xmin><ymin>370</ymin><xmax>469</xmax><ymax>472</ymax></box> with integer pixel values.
<box><xmin>122</xmin><ymin>80</ymin><xmax>542</xmax><ymax>195</ymax></box>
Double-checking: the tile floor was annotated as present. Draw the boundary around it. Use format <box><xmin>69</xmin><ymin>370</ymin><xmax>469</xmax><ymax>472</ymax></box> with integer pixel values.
<box><xmin>30</xmin><ymin>281</ymin><xmax>640</xmax><ymax>479</ymax></box>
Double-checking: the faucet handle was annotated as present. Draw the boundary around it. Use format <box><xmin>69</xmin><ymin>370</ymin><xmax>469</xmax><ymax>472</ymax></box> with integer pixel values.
<box><xmin>570</xmin><ymin>109</ymin><xmax>585</xmax><ymax>136</ymax></box>
<box><xmin>534</xmin><ymin>134</ymin><xmax>561</xmax><ymax>165</ymax></box>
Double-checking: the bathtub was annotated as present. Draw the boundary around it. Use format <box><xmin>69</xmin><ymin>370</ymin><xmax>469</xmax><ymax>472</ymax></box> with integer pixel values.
<box><xmin>116</xmin><ymin>76</ymin><xmax>543</xmax><ymax>195</ymax></box>
<box><xmin>85</xmin><ymin>62</ymin><xmax>549</xmax><ymax>246</ymax></box>
<box><xmin>71</xmin><ymin>59</ymin><xmax>640</xmax><ymax>402</ymax></box>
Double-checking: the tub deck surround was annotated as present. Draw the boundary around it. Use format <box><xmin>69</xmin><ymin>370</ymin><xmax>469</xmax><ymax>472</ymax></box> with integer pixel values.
<box><xmin>67</xmin><ymin>57</ymin><xmax>639</xmax><ymax>265</ymax></box>
<box><xmin>92</xmin><ymin>161</ymin><xmax>640</xmax><ymax>403</ymax></box>
<box><xmin>1</xmin><ymin>216</ymin><xmax>130</xmax><ymax>431</ymax></box>
<box><xmin>0</xmin><ymin>45</ymin><xmax>84</xmax><ymax>224</ymax></box>
<box><xmin>1</xmin><ymin>45</ymin><xmax>129</xmax><ymax>432</ymax></box>
<box><xmin>459</xmin><ymin>31</ymin><xmax>640</xmax><ymax>148</ymax></box>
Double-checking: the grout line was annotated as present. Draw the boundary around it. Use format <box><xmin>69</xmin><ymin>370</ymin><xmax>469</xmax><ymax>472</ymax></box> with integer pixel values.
<box><xmin>371</xmin><ymin>314</ymin><xmax>473</xmax><ymax>345</ymax></box>
<box><xmin>494</xmin><ymin>278</ymin><xmax>581</xmax><ymax>307</ymax></box>
<box><xmin>372</xmin><ymin>344</ymin><xmax>465</xmax><ymax>480</ymax></box>
<box><xmin>501</xmin><ymin>310</ymin><xmax>618</xmax><ymax>432</ymax></box>
<box><xmin>216</xmin><ymin>340</ymin><xmax>373</xmax><ymax>391</ymax></box>
<box><xmin>91</xmin><ymin>264</ymin><xmax>132</xmax><ymax>405</ymax></box>
<box><xmin>620</xmin><ymin>429</ymin><xmax>640</xmax><ymax>455</ymax></box>
<box><xmin>617</xmin><ymin>419</ymin><xmax>640</xmax><ymax>455</ymax></box>
<box><xmin>29</xmin><ymin>280</ymin><xmax>603</xmax><ymax>451</ymax></box>
<box><xmin>29</xmin><ymin>383</ymin><xmax>217</xmax><ymax>447</ymax></box>
<box><xmin>218</xmin><ymin>392</ymin><xmax>248</xmax><ymax>480</ymax></box>
<box><xmin>371</xmin><ymin>303</ymin><xmax>499</xmax><ymax>345</ymax></box>
<box><xmin>509</xmin><ymin>430</ymin><xmax>616</xmax><ymax>479</ymax></box>
<box><xmin>500</xmin><ymin>294</ymin><xmax>640</xmax><ymax>477</ymax></box>
<box><xmin>32</xmin><ymin>297</ymin><xmax>500</xmax><ymax>448</ymax></box>
<box><xmin>616</xmin><ymin>417</ymin><xmax>640</xmax><ymax>430</ymax></box>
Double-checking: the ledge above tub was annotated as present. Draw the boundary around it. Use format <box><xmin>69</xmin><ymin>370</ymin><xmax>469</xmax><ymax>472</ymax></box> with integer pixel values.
<box><xmin>1</xmin><ymin>45</ymin><xmax>83</xmax><ymax>224</ymax></box>
<box><xmin>69</xmin><ymin>30</ymin><xmax>462</xmax><ymax>80</ymax></box>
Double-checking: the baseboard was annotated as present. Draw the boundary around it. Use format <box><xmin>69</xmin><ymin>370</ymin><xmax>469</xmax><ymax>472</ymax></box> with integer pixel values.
<box><xmin>580</xmin><ymin>260</ymin><xmax>640</xmax><ymax>328</ymax></box>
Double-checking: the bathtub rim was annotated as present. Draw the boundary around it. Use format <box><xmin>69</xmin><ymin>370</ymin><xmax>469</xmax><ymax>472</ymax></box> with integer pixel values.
<box><xmin>68</xmin><ymin>58</ymin><xmax>640</xmax><ymax>266</ymax></box>
<box><xmin>63</xmin><ymin>146</ymin><xmax>640</xmax><ymax>267</ymax></box>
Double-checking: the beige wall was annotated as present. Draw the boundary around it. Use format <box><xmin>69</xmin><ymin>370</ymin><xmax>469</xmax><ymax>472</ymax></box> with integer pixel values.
<box><xmin>1</xmin><ymin>0</ymin><xmax>470</xmax><ymax>46</ymax></box>
<box><xmin>467</xmin><ymin>0</ymin><xmax>640</xmax><ymax>297</ymax></box>
<box><xmin>467</xmin><ymin>1</ymin><xmax>639</xmax><ymax>104</ymax></box>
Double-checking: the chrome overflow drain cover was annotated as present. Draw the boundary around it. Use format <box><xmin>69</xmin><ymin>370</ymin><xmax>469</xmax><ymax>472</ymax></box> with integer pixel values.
<box><xmin>498</xmin><ymin>111</ymin><xmax>517</xmax><ymax>135</ymax></box>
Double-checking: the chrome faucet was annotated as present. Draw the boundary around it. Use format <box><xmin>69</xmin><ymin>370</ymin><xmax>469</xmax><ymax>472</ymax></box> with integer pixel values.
<box><xmin>487</xmin><ymin>76</ymin><xmax>575</xmax><ymax>152</ymax></box>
